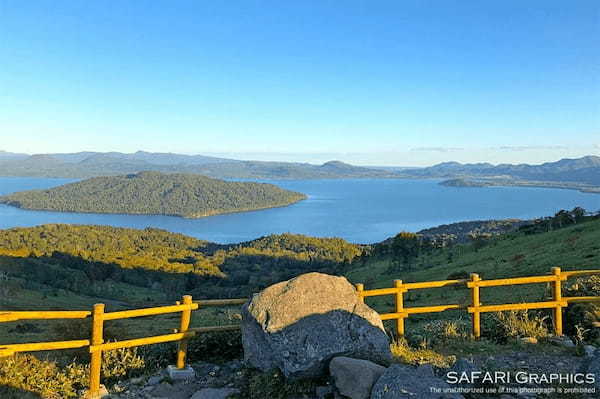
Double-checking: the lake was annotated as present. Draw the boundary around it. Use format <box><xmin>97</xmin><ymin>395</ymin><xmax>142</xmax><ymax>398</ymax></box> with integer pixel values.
<box><xmin>1</xmin><ymin>176</ymin><xmax>599</xmax><ymax>244</ymax></box>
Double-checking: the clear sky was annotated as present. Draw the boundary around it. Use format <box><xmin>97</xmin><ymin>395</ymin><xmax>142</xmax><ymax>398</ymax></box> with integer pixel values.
<box><xmin>1</xmin><ymin>1</ymin><xmax>598</xmax><ymax>166</ymax></box>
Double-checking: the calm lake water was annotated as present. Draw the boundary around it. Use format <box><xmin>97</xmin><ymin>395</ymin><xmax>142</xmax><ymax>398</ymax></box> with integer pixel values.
<box><xmin>1</xmin><ymin>177</ymin><xmax>599</xmax><ymax>244</ymax></box>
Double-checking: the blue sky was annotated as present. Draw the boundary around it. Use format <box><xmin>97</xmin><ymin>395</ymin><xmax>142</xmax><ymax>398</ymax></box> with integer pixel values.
<box><xmin>1</xmin><ymin>1</ymin><xmax>598</xmax><ymax>166</ymax></box>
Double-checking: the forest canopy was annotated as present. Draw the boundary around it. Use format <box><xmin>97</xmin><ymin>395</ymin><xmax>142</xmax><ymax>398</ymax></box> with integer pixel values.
<box><xmin>0</xmin><ymin>224</ymin><xmax>367</xmax><ymax>300</ymax></box>
<box><xmin>0</xmin><ymin>171</ymin><xmax>306</xmax><ymax>218</ymax></box>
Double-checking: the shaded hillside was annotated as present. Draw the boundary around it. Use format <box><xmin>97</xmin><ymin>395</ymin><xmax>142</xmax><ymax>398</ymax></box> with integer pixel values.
<box><xmin>0</xmin><ymin>171</ymin><xmax>306</xmax><ymax>218</ymax></box>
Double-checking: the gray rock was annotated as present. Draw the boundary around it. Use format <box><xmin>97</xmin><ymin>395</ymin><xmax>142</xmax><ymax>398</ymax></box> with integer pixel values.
<box><xmin>446</xmin><ymin>358</ymin><xmax>481</xmax><ymax>388</ymax></box>
<box><xmin>191</xmin><ymin>388</ymin><xmax>240</xmax><ymax>399</ymax></box>
<box><xmin>242</xmin><ymin>273</ymin><xmax>392</xmax><ymax>378</ymax></box>
<box><xmin>416</xmin><ymin>364</ymin><xmax>435</xmax><ymax>376</ymax></box>
<box><xmin>547</xmin><ymin>335</ymin><xmax>575</xmax><ymax>348</ymax></box>
<box><xmin>149</xmin><ymin>382</ymin><xmax>190</xmax><ymax>399</ymax></box>
<box><xmin>330</xmin><ymin>357</ymin><xmax>386</xmax><ymax>399</ymax></box>
<box><xmin>370</xmin><ymin>364</ymin><xmax>465</xmax><ymax>399</ymax></box>
<box><xmin>316</xmin><ymin>385</ymin><xmax>334</xmax><ymax>399</ymax></box>
<box><xmin>584</xmin><ymin>345</ymin><xmax>597</xmax><ymax>357</ymax></box>
<box><xmin>146</xmin><ymin>375</ymin><xmax>163</xmax><ymax>386</ymax></box>
<box><xmin>585</xmin><ymin>351</ymin><xmax>600</xmax><ymax>390</ymax></box>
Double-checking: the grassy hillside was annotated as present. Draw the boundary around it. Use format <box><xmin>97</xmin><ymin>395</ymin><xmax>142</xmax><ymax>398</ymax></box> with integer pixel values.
<box><xmin>346</xmin><ymin>217</ymin><xmax>600</xmax><ymax>328</ymax></box>
<box><xmin>0</xmin><ymin>171</ymin><xmax>306</xmax><ymax>218</ymax></box>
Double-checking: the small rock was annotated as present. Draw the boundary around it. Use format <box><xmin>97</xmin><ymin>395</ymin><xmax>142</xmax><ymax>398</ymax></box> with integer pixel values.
<box><xmin>191</xmin><ymin>387</ymin><xmax>240</xmax><ymax>399</ymax></box>
<box><xmin>370</xmin><ymin>364</ymin><xmax>464</xmax><ymax>398</ymax></box>
<box><xmin>519</xmin><ymin>337</ymin><xmax>538</xmax><ymax>344</ymax></box>
<box><xmin>147</xmin><ymin>375</ymin><xmax>163</xmax><ymax>386</ymax></box>
<box><xmin>330</xmin><ymin>357</ymin><xmax>386</xmax><ymax>399</ymax></box>
<box><xmin>129</xmin><ymin>376</ymin><xmax>145</xmax><ymax>385</ymax></box>
<box><xmin>548</xmin><ymin>335</ymin><xmax>575</xmax><ymax>348</ymax></box>
<box><xmin>150</xmin><ymin>381</ymin><xmax>196</xmax><ymax>399</ymax></box>
<box><xmin>446</xmin><ymin>358</ymin><xmax>481</xmax><ymax>388</ymax></box>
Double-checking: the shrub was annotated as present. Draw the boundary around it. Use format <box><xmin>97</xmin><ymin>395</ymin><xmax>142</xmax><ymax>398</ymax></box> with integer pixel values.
<box><xmin>421</xmin><ymin>319</ymin><xmax>469</xmax><ymax>343</ymax></box>
<box><xmin>490</xmin><ymin>311</ymin><xmax>549</xmax><ymax>342</ymax></box>
<box><xmin>101</xmin><ymin>346</ymin><xmax>146</xmax><ymax>382</ymax></box>
<box><xmin>0</xmin><ymin>354</ymin><xmax>85</xmax><ymax>398</ymax></box>
<box><xmin>563</xmin><ymin>275</ymin><xmax>600</xmax><ymax>342</ymax></box>
<box><xmin>390</xmin><ymin>338</ymin><xmax>455</xmax><ymax>368</ymax></box>
<box><xmin>0</xmin><ymin>346</ymin><xmax>147</xmax><ymax>398</ymax></box>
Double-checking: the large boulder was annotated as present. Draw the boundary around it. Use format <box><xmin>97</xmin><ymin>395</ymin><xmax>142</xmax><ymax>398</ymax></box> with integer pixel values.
<box><xmin>241</xmin><ymin>272</ymin><xmax>392</xmax><ymax>378</ymax></box>
<box><xmin>370</xmin><ymin>364</ymin><xmax>465</xmax><ymax>399</ymax></box>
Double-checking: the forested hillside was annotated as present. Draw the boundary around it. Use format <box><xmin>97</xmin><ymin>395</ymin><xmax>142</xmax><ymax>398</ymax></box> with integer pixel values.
<box><xmin>0</xmin><ymin>171</ymin><xmax>306</xmax><ymax>217</ymax></box>
<box><xmin>0</xmin><ymin>225</ymin><xmax>367</xmax><ymax>305</ymax></box>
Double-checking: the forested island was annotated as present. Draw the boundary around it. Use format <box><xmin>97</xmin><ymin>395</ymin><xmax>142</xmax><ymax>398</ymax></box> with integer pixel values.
<box><xmin>0</xmin><ymin>171</ymin><xmax>307</xmax><ymax>218</ymax></box>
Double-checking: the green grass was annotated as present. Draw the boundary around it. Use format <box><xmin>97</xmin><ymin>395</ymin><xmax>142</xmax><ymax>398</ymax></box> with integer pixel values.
<box><xmin>347</xmin><ymin>218</ymin><xmax>600</xmax><ymax>332</ymax></box>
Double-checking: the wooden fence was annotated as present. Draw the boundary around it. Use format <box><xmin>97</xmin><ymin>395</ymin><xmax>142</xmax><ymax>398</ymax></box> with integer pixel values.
<box><xmin>0</xmin><ymin>297</ymin><xmax>246</xmax><ymax>398</ymax></box>
<box><xmin>356</xmin><ymin>267</ymin><xmax>600</xmax><ymax>338</ymax></box>
<box><xmin>1</xmin><ymin>267</ymin><xmax>599</xmax><ymax>398</ymax></box>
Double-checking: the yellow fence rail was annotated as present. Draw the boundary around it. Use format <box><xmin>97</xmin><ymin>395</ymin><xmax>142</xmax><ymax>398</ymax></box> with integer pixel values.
<box><xmin>0</xmin><ymin>296</ymin><xmax>246</xmax><ymax>399</ymax></box>
<box><xmin>2</xmin><ymin>268</ymin><xmax>600</xmax><ymax>398</ymax></box>
<box><xmin>357</xmin><ymin>267</ymin><xmax>600</xmax><ymax>339</ymax></box>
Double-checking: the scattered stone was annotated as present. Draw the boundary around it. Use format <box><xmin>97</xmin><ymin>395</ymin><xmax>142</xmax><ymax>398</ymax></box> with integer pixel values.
<box><xmin>548</xmin><ymin>335</ymin><xmax>575</xmax><ymax>348</ymax></box>
<box><xmin>242</xmin><ymin>272</ymin><xmax>392</xmax><ymax>378</ymax></box>
<box><xmin>167</xmin><ymin>364</ymin><xmax>196</xmax><ymax>380</ymax></box>
<box><xmin>370</xmin><ymin>364</ymin><xmax>465</xmax><ymax>398</ymax></box>
<box><xmin>147</xmin><ymin>375</ymin><xmax>163</xmax><ymax>386</ymax></box>
<box><xmin>330</xmin><ymin>357</ymin><xmax>386</xmax><ymax>399</ymax></box>
<box><xmin>446</xmin><ymin>358</ymin><xmax>481</xmax><ymax>389</ymax></box>
<box><xmin>190</xmin><ymin>387</ymin><xmax>240</xmax><ymax>399</ymax></box>
<box><xmin>129</xmin><ymin>376</ymin><xmax>145</xmax><ymax>385</ymax></box>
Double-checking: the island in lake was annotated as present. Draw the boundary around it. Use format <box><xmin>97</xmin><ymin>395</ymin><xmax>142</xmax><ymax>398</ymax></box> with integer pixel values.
<box><xmin>0</xmin><ymin>171</ymin><xmax>307</xmax><ymax>218</ymax></box>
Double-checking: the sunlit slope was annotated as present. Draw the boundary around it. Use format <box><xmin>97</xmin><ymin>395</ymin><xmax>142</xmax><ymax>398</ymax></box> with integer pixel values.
<box><xmin>347</xmin><ymin>218</ymin><xmax>600</xmax><ymax>310</ymax></box>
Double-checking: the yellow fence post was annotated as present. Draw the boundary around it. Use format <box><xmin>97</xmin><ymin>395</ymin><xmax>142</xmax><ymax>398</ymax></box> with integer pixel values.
<box><xmin>470</xmin><ymin>274</ymin><xmax>481</xmax><ymax>338</ymax></box>
<box><xmin>356</xmin><ymin>283</ymin><xmax>365</xmax><ymax>304</ymax></box>
<box><xmin>394</xmin><ymin>280</ymin><xmax>405</xmax><ymax>337</ymax></box>
<box><xmin>88</xmin><ymin>303</ymin><xmax>104</xmax><ymax>399</ymax></box>
<box><xmin>176</xmin><ymin>295</ymin><xmax>193</xmax><ymax>369</ymax></box>
<box><xmin>552</xmin><ymin>267</ymin><xmax>563</xmax><ymax>336</ymax></box>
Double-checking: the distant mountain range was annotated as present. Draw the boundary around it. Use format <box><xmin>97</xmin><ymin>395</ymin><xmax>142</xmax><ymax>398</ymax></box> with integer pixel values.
<box><xmin>0</xmin><ymin>150</ymin><xmax>398</xmax><ymax>179</ymax></box>
<box><xmin>402</xmin><ymin>155</ymin><xmax>600</xmax><ymax>185</ymax></box>
<box><xmin>0</xmin><ymin>151</ymin><xmax>598</xmax><ymax>189</ymax></box>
